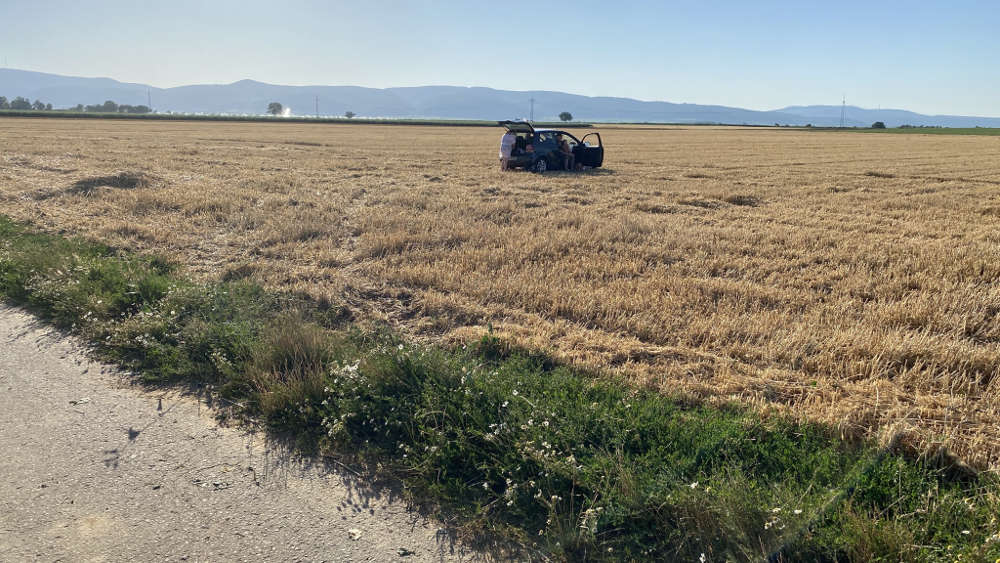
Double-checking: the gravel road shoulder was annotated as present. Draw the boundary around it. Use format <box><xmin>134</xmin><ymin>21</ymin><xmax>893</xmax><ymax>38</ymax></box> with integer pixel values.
<box><xmin>0</xmin><ymin>303</ymin><xmax>476</xmax><ymax>562</ymax></box>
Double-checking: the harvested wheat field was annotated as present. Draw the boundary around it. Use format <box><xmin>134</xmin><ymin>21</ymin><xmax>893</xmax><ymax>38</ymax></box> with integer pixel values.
<box><xmin>2</xmin><ymin>117</ymin><xmax>999</xmax><ymax>469</ymax></box>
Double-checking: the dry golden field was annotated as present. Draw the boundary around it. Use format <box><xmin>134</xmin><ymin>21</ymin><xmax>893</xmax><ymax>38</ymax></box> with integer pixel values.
<box><xmin>2</xmin><ymin>117</ymin><xmax>999</xmax><ymax>468</ymax></box>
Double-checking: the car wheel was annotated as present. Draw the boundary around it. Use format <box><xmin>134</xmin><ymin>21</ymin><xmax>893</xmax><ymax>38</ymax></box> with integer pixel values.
<box><xmin>533</xmin><ymin>159</ymin><xmax>547</xmax><ymax>173</ymax></box>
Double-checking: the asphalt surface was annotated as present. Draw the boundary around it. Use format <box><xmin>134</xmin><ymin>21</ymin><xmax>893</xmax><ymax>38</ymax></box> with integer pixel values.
<box><xmin>0</xmin><ymin>304</ymin><xmax>474</xmax><ymax>562</ymax></box>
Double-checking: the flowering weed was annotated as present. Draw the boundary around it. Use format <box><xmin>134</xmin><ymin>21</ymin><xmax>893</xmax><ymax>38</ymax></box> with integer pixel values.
<box><xmin>1</xmin><ymin>214</ymin><xmax>998</xmax><ymax>562</ymax></box>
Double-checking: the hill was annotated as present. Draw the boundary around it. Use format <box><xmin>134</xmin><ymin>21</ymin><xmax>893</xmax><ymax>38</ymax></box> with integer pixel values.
<box><xmin>778</xmin><ymin>104</ymin><xmax>1000</xmax><ymax>128</ymax></box>
<box><xmin>3</xmin><ymin>68</ymin><xmax>1000</xmax><ymax>127</ymax></box>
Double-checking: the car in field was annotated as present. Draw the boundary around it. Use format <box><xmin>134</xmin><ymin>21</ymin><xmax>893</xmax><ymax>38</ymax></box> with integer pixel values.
<box><xmin>499</xmin><ymin>121</ymin><xmax>604</xmax><ymax>173</ymax></box>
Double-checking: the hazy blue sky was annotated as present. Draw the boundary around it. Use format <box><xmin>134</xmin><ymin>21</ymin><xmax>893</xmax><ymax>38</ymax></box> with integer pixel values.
<box><xmin>2</xmin><ymin>0</ymin><xmax>997</xmax><ymax>115</ymax></box>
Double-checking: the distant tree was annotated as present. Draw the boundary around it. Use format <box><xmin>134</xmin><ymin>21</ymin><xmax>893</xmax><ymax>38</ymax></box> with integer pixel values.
<box><xmin>871</xmin><ymin>121</ymin><xmax>886</xmax><ymax>129</ymax></box>
<box><xmin>32</xmin><ymin>99</ymin><xmax>45</xmax><ymax>110</ymax></box>
<box><xmin>344</xmin><ymin>111</ymin><xmax>356</xmax><ymax>118</ymax></box>
<box><xmin>45</xmin><ymin>103</ymin><xmax>52</xmax><ymax>111</ymax></box>
<box><xmin>267</xmin><ymin>102</ymin><xmax>283</xmax><ymax>115</ymax></box>
<box><xmin>0</xmin><ymin>96</ymin><xmax>8</xmax><ymax>109</ymax></box>
<box><xmin>116</xmin><ymin>104</ymin><xmax>151</xmax><ymax>114</ymax></box>
<box><xmin>71</xmin><ymin>104</ymin><xmax>83</xmax><ymax>111</ymax></box>
<box><xmin>101</xmin><ymin>100</ymin><xmax>118</xmax><ymax>112</ymax></box>
<box><xmin>10</xmin><ymin>96</ymin><xmax>31</xmax><ymax>110</ymax></box>
<box><xmin>559</xmin><ymin>111</ymin><xmax>573</xmax><ymax>122</ymax></box>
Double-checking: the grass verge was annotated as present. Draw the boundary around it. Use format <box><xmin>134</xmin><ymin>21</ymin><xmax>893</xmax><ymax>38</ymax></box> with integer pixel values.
<box><xmin>0</xmin><ymin>110</ymin><xmax>592</xmax><ymax>128</ymax></box>
<box><xmin>804</xmin><ymin>126</ymin><xmax>1000</xmax><ymax>136</ymax></box>
<box><xmin>1</xmin><ymin>214</ymin><xmax>998</xmax><ymax>562</ymax></box>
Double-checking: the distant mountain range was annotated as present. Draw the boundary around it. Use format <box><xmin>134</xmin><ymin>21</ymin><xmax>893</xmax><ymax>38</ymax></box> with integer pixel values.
<box><xmin>3</xmin><ymin>68</ymin><xmax>999</xmax><ymax>128</ymax></box>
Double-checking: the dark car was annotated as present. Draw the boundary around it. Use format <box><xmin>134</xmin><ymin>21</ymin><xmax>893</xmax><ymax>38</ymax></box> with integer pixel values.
<box><xmin>499</xmin><ymin>121</ymin><xmax>603</xmax><ymax>173</ymax></box>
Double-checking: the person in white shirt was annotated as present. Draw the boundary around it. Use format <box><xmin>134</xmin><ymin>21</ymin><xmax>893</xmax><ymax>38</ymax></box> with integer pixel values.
<box><xmin>499</xmin><ymin>131</ymin><xmax>517</xmax><ymax>171</ymax></box>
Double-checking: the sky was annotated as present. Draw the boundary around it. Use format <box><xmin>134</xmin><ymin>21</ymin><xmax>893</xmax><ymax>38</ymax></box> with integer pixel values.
<box><xmin>1</xmin><ymin>0</ymin><xmax>998</xmax><ymax>116</ymax></box>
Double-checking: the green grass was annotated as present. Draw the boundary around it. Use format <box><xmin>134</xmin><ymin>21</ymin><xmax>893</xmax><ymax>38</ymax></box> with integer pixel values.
<box><xmin>864</xmin><ymin>127</ymin><xmax>1000</xmax><ymax>136</ymax></box>
<box><xmin>0</xmin><ymin>110</ymin><xmax>593</xmax><ymax>128</ymax></box>
<box><xmin>1</xmin><ymin>214</ymin><xmax>998</xmax><ymax>562</ymax></box>
<box><xmin>804</xmin><ymin>126</ymin><xmax>1000</xmax><ymax>136</ymax></box>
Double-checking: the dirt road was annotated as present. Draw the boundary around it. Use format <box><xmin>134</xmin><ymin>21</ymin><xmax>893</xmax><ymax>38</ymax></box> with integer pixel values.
<box><xmin>0</xmin><ymin>304</ymin><xmax>473</xmax><ymax>562</ymax></box>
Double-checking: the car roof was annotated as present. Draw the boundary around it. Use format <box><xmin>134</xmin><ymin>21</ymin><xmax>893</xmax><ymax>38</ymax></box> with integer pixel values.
<box><xmin>498</xmin><ymin>122</ymin><xmax>584</xmax><ymax>140</ymax></box>
<box><xmin>536</xmin><ymin>129</ymin><xmax>580</xmax><ymax>141</ymax></box>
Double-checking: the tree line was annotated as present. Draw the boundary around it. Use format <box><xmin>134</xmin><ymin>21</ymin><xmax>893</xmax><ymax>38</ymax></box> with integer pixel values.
<box><xmin>265</xmin><ymin>102</ymin><xmax>575</xmax><ymax>121</ymax></box>
<box><xmin>69</xmin><ymin>100</ymin><xmax>152</xmax><ymax>114</ymax></box>
<box><xmin>0</xmin><ymin>96</ymin><xmax>151</xmax><ymax>114</ymax></box>
<box><xmin>0</xmin><ymin>96</ymin><xmax>52</xmax><ymax>111</ymax></box>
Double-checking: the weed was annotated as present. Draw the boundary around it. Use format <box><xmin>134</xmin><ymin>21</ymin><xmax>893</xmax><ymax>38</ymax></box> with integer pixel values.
<box><xmin>722</xmin><ymin>194</ymin><xmax>762</xmax><ymax>206</ymax></box>
<box><xmin>2</xmin><ymin>214</ymin><xmax>999</xmax><ymax>561</ymax></box>
<box><xmin>67</xmin><ymin>171</ymin><xmax>157</xmax><ymax>195</ymax></box>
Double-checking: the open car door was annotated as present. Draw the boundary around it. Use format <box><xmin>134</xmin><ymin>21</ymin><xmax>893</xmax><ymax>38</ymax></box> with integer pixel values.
<box><xmin>578</xmin><ymin>133</ymin><xmax>604</xmax><ymax>167</ymax></box>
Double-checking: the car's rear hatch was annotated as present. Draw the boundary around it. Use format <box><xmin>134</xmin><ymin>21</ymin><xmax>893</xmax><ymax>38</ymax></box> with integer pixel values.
<box><xmin>498</xmin><ymin>120</ymin><xmax>534</xmax><ymax>135</ymax></box>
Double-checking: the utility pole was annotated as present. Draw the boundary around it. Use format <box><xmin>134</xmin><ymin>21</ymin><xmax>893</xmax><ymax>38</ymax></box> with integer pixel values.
<box><xmin>147</xmin><ymin>89</ymin><xmax>152</xmax><ymax>110</ymax></box>
<box><xmin>529</xmin><ymin>98</ymin><xmax>535</xmax><ymax>122</ymax></box>
<box><xmin>839</xmin><ymin>95</ymin><xmax>846</xmax><ymax>128</ymax></box>
<box><xmin>315</xmin><ymin>96</ymin><xmax>319</xmax><ymax>118</ymax></box>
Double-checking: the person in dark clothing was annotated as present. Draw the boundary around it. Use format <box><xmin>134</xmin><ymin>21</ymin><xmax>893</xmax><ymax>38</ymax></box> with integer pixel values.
<box><xmin>514</xmin><ymin>134</ymin><xmax>529</xmax><ymax>154</ymax></box>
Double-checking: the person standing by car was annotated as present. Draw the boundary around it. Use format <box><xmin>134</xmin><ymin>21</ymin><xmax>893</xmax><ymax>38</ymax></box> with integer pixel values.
<box><xmin>499</xmin><ymin>129</ymin><xmax>517</xmax><ymax>171</ymax></box>
<box><xmin>557</xmin><ymin>134</ymin><xmax>575</xmax><ymax>171</ymax></box>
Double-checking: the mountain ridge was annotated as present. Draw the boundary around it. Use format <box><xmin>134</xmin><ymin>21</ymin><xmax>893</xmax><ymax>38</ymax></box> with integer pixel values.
<box><xmin>3</xmin><ymin>68</ymin><xmax>999</xmax><ymax>128</ymax></box>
